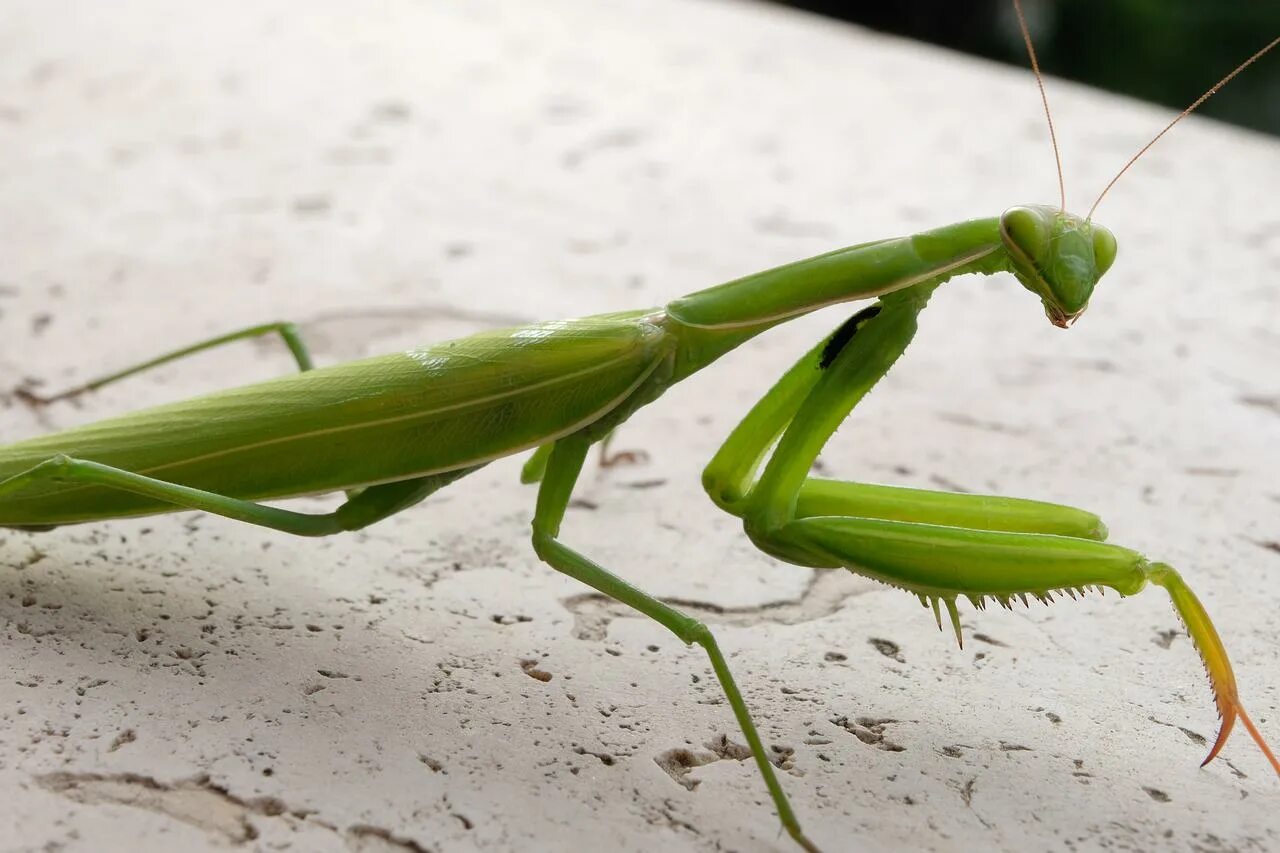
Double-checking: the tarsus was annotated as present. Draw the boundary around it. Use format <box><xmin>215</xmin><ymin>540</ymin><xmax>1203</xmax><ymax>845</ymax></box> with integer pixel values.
<box><xmin>1148</xmin><ymin>563</ymin><xmax>1280</xmax><ymax>777</ymax></box>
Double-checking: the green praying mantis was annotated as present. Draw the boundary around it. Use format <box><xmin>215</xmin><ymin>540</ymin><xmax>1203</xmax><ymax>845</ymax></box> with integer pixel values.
<box><xmin>3</xmin><ymin>4</ymin><xmax>1280</xmax><ymax>850</ymax></box>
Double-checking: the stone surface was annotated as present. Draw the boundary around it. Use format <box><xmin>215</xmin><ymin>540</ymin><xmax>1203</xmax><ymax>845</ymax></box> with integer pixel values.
<box><xmin>2</xmin><ymin>1</ymin><xmax>1278</xmax><ymax>851</ymax></box>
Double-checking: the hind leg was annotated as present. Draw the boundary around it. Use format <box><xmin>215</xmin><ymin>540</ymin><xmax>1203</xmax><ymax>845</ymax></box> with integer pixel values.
<box><xmin>15</xmin><ymin>321</ymin><xmax>315</xmax><ymax>405</ymax></box>
<box><xmin>0</xmin><ymin>455</ymin><xmax>473</xmax><ymax>534</ymax></box>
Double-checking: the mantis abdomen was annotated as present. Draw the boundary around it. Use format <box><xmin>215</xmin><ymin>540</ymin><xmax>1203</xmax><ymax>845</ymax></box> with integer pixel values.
<box><xmin>0</xmin><ymin>317</ymin><xmax>666</xmax><ymax>525</ymax></box>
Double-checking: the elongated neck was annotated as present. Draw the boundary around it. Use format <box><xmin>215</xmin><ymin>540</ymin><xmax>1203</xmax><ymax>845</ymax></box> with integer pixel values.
<box><xmin>662</xmin><ymin>217</ymin><xmax>1010</xmax><ymax>381</ymax></box>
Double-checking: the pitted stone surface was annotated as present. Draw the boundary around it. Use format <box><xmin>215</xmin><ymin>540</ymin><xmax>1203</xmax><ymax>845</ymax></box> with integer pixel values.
<box><xmin>2</xmin><ymin>2</ymin><xmax>1278</xmax><ymax>852</ymax></box>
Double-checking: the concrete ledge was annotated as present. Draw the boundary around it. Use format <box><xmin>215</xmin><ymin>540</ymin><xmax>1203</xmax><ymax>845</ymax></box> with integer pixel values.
<box><xmin>2</xmin><ymin>1</ymin><xmax>1278</xmax><ymax>851</ymax></box>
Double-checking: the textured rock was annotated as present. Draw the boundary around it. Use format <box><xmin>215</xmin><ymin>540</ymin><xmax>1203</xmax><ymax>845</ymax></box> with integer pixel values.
<box><xmin>1</xmin><ymin>1</ymin><xmax>1278</xmax><ymax>851</ymax></box>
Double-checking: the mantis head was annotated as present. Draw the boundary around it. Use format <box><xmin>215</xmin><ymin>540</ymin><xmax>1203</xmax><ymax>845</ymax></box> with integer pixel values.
<box><xmin>1000</xmin><ymin>204</ymin><xmax>1116</xmax><ymax>329</ymax></box>
<box><xmin>1003</xmin><ymin>2</ymin><xmax>1274</xmax><ymax>331</ymax></box>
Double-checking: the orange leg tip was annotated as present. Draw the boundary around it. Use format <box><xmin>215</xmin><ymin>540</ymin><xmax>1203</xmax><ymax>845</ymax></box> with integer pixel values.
<box><xmin>1200</xmin><ymin>711</ymin><xmax>1235</xmax><ymax>768</ymax></box>
<box><xmin>1236</xmin><ymin>705</ymin><xmax>1280</xmax><ymax>778</ymax></box>
<box><xmin>1199</xmin><ymin>701</ymin><xmax>1280</xmax><ymax>777</ymax></box>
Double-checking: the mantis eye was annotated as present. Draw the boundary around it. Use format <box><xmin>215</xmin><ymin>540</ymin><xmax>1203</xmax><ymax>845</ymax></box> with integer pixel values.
<box><xmin>1092</xmin><ymin>224</ymin><xmax>1117</xmax><ymax>277</ymax></box>
<box><xmin>1000</xmin><ymin>206</ymin><xmax>1051</xmax><ymax>262</ymax></box>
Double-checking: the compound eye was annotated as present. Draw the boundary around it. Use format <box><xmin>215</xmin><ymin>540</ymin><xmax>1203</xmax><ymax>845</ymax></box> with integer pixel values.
<box><xmin>1001</xmin><ymin>206</ymin><xmax>1051</xmax><ymax>263</ymax></box>
<box><xmin>1092</xmin><ymin>224</ymin><xmax>1117</xmax><ymax>276</ymax></box>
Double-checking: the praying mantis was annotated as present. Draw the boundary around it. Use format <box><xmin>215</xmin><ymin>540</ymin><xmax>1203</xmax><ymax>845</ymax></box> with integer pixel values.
<box><xmin>3</xmin><ymin>3</ymin><xmax>1279</xmax><ymax>850</ymax></box>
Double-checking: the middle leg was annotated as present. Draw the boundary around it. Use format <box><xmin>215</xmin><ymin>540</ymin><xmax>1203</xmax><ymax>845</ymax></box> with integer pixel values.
<box><xmin>530</xmin><ymin>435</ymin><xmax>819</xmax><ymax>852</ymax></box>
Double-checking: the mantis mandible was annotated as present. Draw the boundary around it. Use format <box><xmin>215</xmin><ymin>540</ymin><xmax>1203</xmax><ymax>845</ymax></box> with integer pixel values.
<box><xmin>3</xmin><ymin>5</ymin><xmax>1279</xmax><ymax>851</ymax></box>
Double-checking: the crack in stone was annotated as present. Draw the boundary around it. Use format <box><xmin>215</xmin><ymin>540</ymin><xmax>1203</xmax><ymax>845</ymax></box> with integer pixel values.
<box><xmin>636</xmin><ymin>796</ymin><xmax>705</xmax><ymax>843</ymax></box>
<box><xmin>1147</xmin><ymin>715</ymin><xmax>1207</xmax><ymax>747</ymax></box>
<box><xmin>1239</xmin><ymin>394</ymin><xmax>1280</xmax><ymax>416</ymax></box>
<box><xmin>936</xmin><ymin>411</ymin><xmax>1030</xmax><ymax>436</ymax></box>
<box><xmin>831</xmin><ymin>716</ymin><xmax>906</xmax><ymax>752</ymax></box>
<box><xmin>35</xmin><ymin>771</ymin><xmax>435</xmax><ymax>851</ymax></box>
<box><xmin>37</xmin><ymin>771</ymin><xmax>285</xmax><ymax>844</ymax></box>
<box><xmin>653</xmin><ymin>734</ymin><xmax>754</xmax><ymax>791</ymax></box>
<box><xmin>956</xmin><ymin>776</ymin><xmax>993</xmax><ymax>829</ymax></box>
<box><xmin>346</xmin><ymin>824</ymin><xmax>437</xmax><ymax>852</ymax></box>
<box><xmin>653</xmin><ymin>747</ymin><xmax>722</xmax><ymax>792</ymax></box>
<box><xmin>561</xmin><ymin>569</ymin><xmax>879</xmax><ymax>641</ymax></box>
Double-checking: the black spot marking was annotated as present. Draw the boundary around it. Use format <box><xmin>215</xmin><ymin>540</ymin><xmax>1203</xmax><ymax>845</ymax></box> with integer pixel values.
<box><xmin>820</xmin><ymin>305</ymin><xmax>881</xmax><ymax>369</ymax></box>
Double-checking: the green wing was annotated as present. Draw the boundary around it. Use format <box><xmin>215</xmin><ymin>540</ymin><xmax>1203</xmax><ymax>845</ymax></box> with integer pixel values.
<box><xmin>0</xmin><ymin>315</ymin><xmax>667</xmax><ymax>525</ymax></box>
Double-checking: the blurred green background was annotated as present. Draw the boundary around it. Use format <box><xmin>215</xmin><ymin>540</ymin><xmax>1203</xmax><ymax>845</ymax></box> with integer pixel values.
<box><xmin>771</xmin><ymin>0</ymin><xmax>1280</xmax><ymax>137</ymax></box>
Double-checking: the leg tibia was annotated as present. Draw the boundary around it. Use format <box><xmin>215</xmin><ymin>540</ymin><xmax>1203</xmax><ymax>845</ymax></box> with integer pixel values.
<box><xmin>532</xmin><ymin>530</ymin><xmax>816</xmax><ymax>850</ymax></box>
<box><xmin>796</xmin><ymin>478</ymin><xmax>1106</xmax><ymax>539</ymax></box>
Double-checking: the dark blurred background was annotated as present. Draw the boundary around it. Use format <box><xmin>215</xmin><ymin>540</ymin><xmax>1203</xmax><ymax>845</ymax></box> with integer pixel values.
<box><xmin>771</xmin><ymin>0</ymin><xmax>1280</xmax><ymax>137</ymax></box>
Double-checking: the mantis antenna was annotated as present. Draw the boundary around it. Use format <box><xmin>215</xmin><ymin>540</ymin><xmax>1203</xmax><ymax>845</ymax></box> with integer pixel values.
<box><xmin>1089</xmin><ymin>34</ymin><xmax>1280</xmax><ymax>220</ymax></box>
<box><xmin>1012</xmin><ymin>0</ymin><xmax>1066</xmax><ymax>212</ymax></box>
